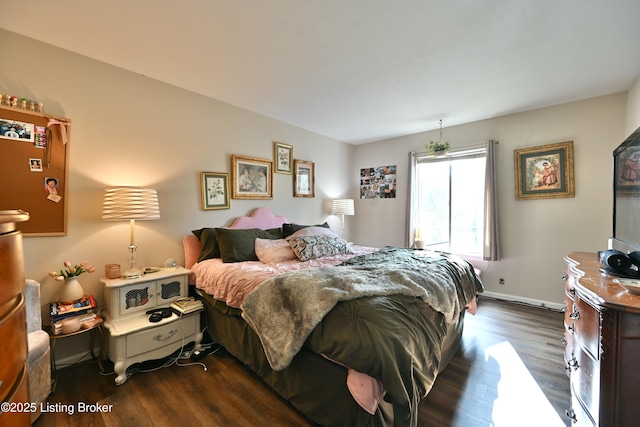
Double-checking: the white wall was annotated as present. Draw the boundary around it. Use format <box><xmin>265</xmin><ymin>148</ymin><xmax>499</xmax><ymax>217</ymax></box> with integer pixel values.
<box><xmin>627</xmin><ymin>76</ymin><xmax>640</xmax><ymax>134</ymax></box>
<box><xmin>1</xmin><ymin>29</ymin><xmax>353</xmax><ymax>340</ymax></box>
<box><xmin>353</xmin><ymin>94</ymin><xmax>628</xmax><ymax>306</ymax></box>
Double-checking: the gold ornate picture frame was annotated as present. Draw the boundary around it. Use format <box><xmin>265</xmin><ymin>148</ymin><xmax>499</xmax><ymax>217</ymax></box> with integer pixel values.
<box><xmin>231</xmin><ymin>154</ymin><xmax>273</xmax><ymax>199</ymax></box>
<box><xmin>514</xmin><ymin>141</ymin><xmax>574</xmax><ymax>200</ymax></box>
<box><xmin>293</xmin><ymin>159</ymin><xmax>314</xmax><ymax>198</ymax></box>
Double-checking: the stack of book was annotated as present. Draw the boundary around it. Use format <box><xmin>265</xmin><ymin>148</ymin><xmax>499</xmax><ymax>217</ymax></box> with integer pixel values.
<box><xmin>170</xmin><ymin>297</ymin><xmax>204</xmax><ymax>315</ymax></box>
<box><xmin>50</xmin><ymin>295</ymin><xmax>102</xmax><ymax>334</ymax></box>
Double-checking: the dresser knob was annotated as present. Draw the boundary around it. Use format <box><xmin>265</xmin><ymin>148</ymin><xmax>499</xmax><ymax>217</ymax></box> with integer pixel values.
<box><xmin>568</xmin><ymin>323</ymin><xmax>575</xmax><ymax>334</ymax></box>
<box><xmin>569</xmin><ymin>305</ymin><xmax>580</xmax><ymax>321</ymax></box>
<box><xmin>561</xmin><ymin>336</ymin><xmax>567</xmax><ymax>346</ymax></box>
<box><xmin>565</xmin><ymin>408</ymin><xmax>577</xmax><ymax>423</ymax></box>
<box><xmin>562</xmin><ymin>273</ymin><xmax>569</xmax><ymax>281</ymax></box>
<box><xmin>568</xmin><ymin>355</ymin><xmax>579</xmax><ymax>371</ymax></box>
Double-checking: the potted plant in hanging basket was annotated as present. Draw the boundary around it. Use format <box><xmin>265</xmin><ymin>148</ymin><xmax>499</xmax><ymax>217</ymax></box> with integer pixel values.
<box><xmin>426</xmin><ymin>139</ymin><xmax>451</xmax><ymax>156</ymax></box>
<box><xmin>425</xmin><ymin>119</ymin><xmax>451</xmax><ymax>156</ymax></box>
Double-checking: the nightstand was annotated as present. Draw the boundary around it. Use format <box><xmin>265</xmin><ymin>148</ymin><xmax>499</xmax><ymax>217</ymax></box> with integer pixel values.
<box><xmin>47</xmin><ymin>319</ymin><xmax>104</xmax><ymax>393</ymax></box>
<box><xmin>101</xmin><ymin>267</ymin><xmax>202</xmax><ymax>385</ymax></box>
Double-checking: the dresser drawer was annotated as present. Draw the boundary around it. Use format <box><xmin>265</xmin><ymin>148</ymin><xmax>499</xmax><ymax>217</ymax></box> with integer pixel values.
<box><xmin>125</xmin><ymin>315</ymin><xmax>197</xmax><ymax>358</ymax></box>
<box><xmin>563</xmin><ymin>332</ymin><xmax>575</xmax><ymax>375</ymax></box>
<box><xmin>0</xmin><ymin>364</ymin><xmax>31</xmax><ymax>426</ymax></box>
<box><xmin>571</xmin><ymin>344</ymin><xmax>600</xmax><ymax>424</ymax></box>
<box><xmin>0</xmin><ymin>295</ymin><xmax>27</xmax><ymax>402</ymax></box>
<box><xmin>568</xmin><ymin>392</ymin><xmax>595</xmax><ymax>427</ymax></box>
<box><xmin>573</xmin><ymin>296</ymin><xmax>600</xmax><ymax>361</ymax></box>
<box><xmin>0</xmin><ymin>230</ymin><xmax>24</xmax><ymax>308</ymax></box>
<box><xmin>563</xmin><ymin>296</ymin><xmax>576</xmax><ymax>373</ymax></box>
<box><xmin>565</xmin><ymin>269</ymin><xmax>576</xmax><ymax>294</ymax></box>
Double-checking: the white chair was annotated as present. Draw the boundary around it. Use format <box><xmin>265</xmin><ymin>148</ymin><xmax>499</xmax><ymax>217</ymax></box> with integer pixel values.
<box><xmin>24</xmin><ymin>279</ymin><xmax>51</xmax><ymax>423</ymax></box>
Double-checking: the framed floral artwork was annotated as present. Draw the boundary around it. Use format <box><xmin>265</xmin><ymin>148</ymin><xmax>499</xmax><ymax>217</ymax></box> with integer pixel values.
<box><xmin>293</xmin><ymin>159</ymin><xmax>314</xmax><ymax>197</ymax></box>
<box><xmin>274</xmin><ymin>142</ymin><xmax>293</xmax><ymax>174</ymax></box>
<box><xmin>514</xmin><ymin>141</ymin><xmax>574</xmax><ymax>200</ymax></box>
<box><xmin>231</xmin><ymin>155</ymin><xmax>273</xmax><ymax>199</ymax></box>
<box><xmin>201</xmin><ymin>172</ymin><xmax>230</xmax><ymax>210</ymax></box>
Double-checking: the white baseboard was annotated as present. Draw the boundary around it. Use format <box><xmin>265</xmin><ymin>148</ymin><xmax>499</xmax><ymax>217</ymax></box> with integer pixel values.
<box><xmin>480</xmin><ymin>290</ymin><xmax>564</xmax><ymax>311</ymax></box>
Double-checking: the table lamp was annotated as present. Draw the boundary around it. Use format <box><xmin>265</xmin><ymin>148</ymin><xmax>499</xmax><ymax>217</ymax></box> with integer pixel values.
<box><xmin>102</xmin><ymin>187</ymin><xmax>160</xmax><ymax>279</ymax></box>
<box><xmin>331</xmin><ymin>199</ymin><xmax>355</xmax><ymax>238</ymax></box>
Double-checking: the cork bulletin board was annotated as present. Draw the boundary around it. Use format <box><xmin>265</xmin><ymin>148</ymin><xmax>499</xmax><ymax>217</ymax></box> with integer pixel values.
<box><xmin>0</xmin><ymin>105</ymin><xmax>70</xmax><ymax>236</ymax></box>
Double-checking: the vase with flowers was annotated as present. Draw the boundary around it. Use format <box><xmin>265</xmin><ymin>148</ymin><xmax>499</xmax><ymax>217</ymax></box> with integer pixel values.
<box><xmin>49</xmin><ymin>260</ymin><xmax>96</xmax><ymax>303</ymax></box>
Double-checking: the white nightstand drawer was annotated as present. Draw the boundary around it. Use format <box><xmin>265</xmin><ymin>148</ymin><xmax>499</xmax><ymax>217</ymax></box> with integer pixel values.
<box><xmin>125</xmin><ymin>315</ymin><xmax>197</xmax><ymax>358</ymax></box>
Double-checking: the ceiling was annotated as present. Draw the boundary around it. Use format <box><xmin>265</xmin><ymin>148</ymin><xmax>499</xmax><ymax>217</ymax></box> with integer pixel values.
<box><xmin>2</xmin><ymin>1</ymin><xmax>640</xmax><ymax>145</ymax></box>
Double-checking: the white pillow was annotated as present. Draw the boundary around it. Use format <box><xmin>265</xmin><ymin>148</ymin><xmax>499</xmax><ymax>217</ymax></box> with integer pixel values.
<box><xmin>255</xmin><ymin>238</ymin><xmax>297</xmax><ymax>263</ymax></box>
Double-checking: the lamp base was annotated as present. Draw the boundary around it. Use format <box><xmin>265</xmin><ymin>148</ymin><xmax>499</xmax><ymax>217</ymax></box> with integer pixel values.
<box><xmin>124</xmin><ymin>244</ymin><xmax>141</xmax><ymax>279</ymax></box>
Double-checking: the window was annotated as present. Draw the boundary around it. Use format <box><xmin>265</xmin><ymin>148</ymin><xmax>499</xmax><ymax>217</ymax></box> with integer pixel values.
<box><xmin>415</xmin><ymin>148</ymin><xmax>486</xmax><ymax>257</ymax></box>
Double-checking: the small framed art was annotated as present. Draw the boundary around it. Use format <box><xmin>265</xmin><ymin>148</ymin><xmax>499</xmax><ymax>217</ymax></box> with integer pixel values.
<box><xmin>201</xmin><ymin>172</ymin><xmax>230</xmax><ymax>210</ymax></box>
<box><xmin>274</xmin><ymin>142</ymin><xmax>293</xmax><ymax>174</ymax></box>
<box><xmin>514</xmin><ymin>141</ymin><xmax>574</xmax><ymax>200</ymax></box>
<box><xmin>231</xmin><ymin>154</ymin><xmax>273</xmax><ymax>199</ymax></box>
<box><xmin>294</xmin><ymin>159</ymin><xmax>315</xmax><ymax>198</ymax></box>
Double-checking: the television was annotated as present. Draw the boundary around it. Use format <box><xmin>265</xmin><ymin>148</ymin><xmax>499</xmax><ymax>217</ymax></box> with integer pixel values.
<box><xmin>613</xmin><ymin>126</ymin><xmax>640</xmax><ymax>252</ymax></box>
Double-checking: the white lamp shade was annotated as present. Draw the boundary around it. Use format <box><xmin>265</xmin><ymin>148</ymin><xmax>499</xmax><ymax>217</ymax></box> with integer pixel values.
<box><xmin>102</xmin><ymin>187</ymin><xmax>160</xmax><ymax>221</ymax></box>
<box><xmin>331</xmin><ymin>199</ymin><xmax>355</xmax><ymax>216</ymax></box>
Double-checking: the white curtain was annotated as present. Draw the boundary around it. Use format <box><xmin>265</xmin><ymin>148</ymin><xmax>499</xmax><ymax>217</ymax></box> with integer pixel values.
<box><xmin>406</xmin><ymin>151</ymin><xmax>418</xmax><ymax>247</ymax></box>
<box><xmin>483</xmin><ymin>140</ymin><xmax>501</xmax><ymax>261</ymax></box>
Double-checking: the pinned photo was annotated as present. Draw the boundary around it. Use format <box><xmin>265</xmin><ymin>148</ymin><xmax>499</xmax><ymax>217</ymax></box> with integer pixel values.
<box><xmin>0</xmin><ymin>118</ymin><xmax>35</xmax><ymax>142</ymax></box>
<box><xmin>29</xmin><ymin>158</ymin><xmax>42</xmax><ymax>172</ymax></box>
<box><xmin>45</xmin><ymin>177</ymin><xmax>62</xmax><ymax>203</ymax></box>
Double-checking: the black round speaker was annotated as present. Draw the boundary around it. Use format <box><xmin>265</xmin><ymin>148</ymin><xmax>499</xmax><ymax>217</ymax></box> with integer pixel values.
<box><xmin>600</xmin><ymin>249</ymin><xmax>632</xmax><ymax>271</ymax></box>
<box><xmin>628</xmin><ymin>251</ymin><xmax>640</xmax><ymax>267</ymax></box>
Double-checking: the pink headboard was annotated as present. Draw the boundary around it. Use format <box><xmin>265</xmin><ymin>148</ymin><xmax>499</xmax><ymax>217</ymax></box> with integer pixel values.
<box><xmin>228</xmin><ymin>207</ymin><xmax>288</xmax><ymax>229</ymax></box>
<box><xmin>184</xmin><ymin>207</ymin><xmax>289</xmax><ymax>276</ymax></box>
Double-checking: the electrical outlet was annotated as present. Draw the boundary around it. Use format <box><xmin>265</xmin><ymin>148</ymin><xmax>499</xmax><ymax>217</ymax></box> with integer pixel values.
<box><xmin>499</xmin><ymin>278</ymin><xmax>505</xmax><ymax>285</ymax></box>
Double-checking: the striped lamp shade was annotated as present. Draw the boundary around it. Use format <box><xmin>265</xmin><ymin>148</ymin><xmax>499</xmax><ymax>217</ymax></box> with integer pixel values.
<box><xmin>102</xmin><ymin>187</ymin><xmax>160</xmax><ymax>221</ymax></box>
<box><xmin>331</xmin><ymin>199</ymin><xmax>355</xmax><ymax>216</ymax></box>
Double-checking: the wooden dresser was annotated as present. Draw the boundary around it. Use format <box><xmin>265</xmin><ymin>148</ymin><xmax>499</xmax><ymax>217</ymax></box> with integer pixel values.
<box><xmin>563</xmin><ymin>252</ymin><xmax>640</xmax><ymax>426</ymax></box>
<box><xmin>0</xmin><ymin>210</ymin><xmax>30</xmax><ymax>426</ymax></box>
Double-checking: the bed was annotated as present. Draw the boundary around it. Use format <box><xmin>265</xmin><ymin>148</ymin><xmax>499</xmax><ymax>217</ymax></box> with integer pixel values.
<box><xmin>184</xmin><ymin>208</ymin><xmax>483</xmax><ymax>427</ymax></box>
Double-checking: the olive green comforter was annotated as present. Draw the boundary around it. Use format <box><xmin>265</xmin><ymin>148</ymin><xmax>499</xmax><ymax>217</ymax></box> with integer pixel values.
<box><xmin>200</xmin><ymin>247</ymin><xmax>483</xmax><ymax>427</ymax></box>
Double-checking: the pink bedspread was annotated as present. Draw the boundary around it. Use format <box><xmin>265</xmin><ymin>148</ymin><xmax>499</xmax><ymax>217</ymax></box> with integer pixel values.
<box><xmin>192</xmin><ymin>245</ymin><xmax>378</xmax><ymax>308</ymax></box>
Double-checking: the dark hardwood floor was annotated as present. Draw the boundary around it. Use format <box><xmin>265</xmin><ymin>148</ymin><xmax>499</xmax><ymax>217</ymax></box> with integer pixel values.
<box><xmin>33</xmin><ymin>297</ymin><xmax>570</xmax><ymax>427</ymax></box>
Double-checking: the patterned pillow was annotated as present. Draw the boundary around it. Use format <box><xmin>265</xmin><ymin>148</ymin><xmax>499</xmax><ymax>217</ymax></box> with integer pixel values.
<box><xmin>282</xmin><ymin>222</ymin><xmax>330</xmax><ymax>237</ymax></box>
<box><xmin>286</xmin><ymin>234</ymin><xmax>353</xmax><ymax>261</ymax></box>
<box><xmin>289</xmin><ymin>226</ymin><xmax>337</xmax><ymax>238</ymax></box>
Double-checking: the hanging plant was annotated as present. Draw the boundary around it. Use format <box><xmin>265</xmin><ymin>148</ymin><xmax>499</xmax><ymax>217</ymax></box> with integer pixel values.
<box><xmin>426</xmin><ymin>139</ymin><xmax>451</xmax><ymax>154</ymax></box>
<box><xmin>425</xmin><ymin>119</ymin><xmax>451</xmax><ymax>155</ymax></box>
